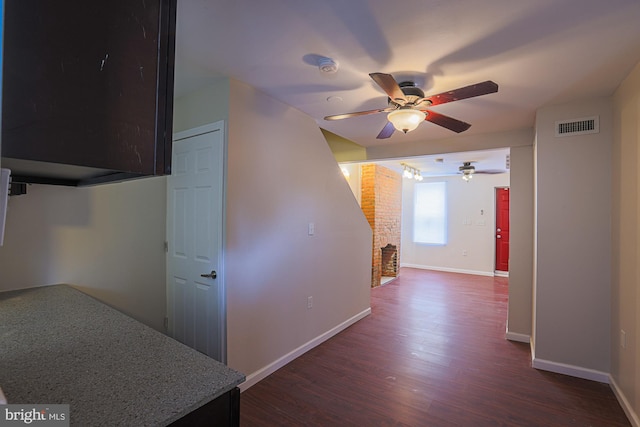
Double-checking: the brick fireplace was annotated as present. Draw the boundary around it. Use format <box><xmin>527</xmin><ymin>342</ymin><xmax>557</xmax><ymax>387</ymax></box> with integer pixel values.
<box><xmin>381</xmin><ymin>243</ymin><xmax>398</xmax><ymax>277</ymax></box>
<box><xmin>361</xmin><ymin>164</ymin><xmax>402</xmax><ymax>287</ymax></box>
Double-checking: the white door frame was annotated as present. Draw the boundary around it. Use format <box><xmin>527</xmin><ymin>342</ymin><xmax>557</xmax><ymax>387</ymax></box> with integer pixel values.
<box><xmin>166</xmin><ymin>120</ymin><xmax>227</xmax><ymax>363</ymax></box>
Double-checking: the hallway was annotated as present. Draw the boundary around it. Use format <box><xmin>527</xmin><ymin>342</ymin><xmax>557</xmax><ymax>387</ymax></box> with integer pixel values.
<box><xmin>241</xmin><ymin>268</ymin><xmax>629</xmax><ymax>426</ymax></box>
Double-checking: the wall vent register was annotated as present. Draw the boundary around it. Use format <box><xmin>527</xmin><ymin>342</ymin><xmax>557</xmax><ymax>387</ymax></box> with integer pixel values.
<box><xmin>555</xmin><ymin>116</ymin><xmax>599</xmax><ymax>137</ymax></box>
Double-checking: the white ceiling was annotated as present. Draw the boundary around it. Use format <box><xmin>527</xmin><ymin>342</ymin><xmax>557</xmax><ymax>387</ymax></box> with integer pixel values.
<box><xmin>174</xmin><ymin>0</ymin><xmax>640</xmax><ymax>172</ymax></box>
<box><xmin>370</xmin><ymin>147</ymin><xmax>511</xmax><ymax>178</ymax></box>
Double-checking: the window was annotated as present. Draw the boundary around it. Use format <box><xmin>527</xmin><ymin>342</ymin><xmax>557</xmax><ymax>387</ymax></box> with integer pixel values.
<box><xmin>414</xmin><ymin>181</ymin><xmax>447</xmax><ymax>244</ymax></box>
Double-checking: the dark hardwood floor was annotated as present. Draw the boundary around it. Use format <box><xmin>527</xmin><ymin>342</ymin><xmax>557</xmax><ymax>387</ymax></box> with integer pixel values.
<box><xmin>240</xmin><ymin>268</ymin><xmax>630</xmax><ymax>426</ymax></box>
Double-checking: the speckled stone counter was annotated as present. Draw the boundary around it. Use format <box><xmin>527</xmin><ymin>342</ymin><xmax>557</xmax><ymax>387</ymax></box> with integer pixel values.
<box><xmin>0</xmin><ymin>285</ymin><xmax>245</xmax><ymax>426</ymax></box>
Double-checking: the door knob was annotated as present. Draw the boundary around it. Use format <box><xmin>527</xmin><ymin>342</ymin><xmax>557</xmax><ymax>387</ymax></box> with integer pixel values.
<box><xmin>201</xmin><ymin>270</ymin><xmax>217</xmax><ymax>279</ymax></box>
<box><xmin>497</xmin><ymin>235</ymin><xmax>501</xmax><ymax>239</ymax></box>
<box><xmin>497</xmin><ymin>228</ymin><xmax>501</xmax><ymax>232</ymax></box>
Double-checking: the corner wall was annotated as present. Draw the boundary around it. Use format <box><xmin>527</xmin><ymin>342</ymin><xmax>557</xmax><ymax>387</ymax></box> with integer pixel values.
<box><xmin>0</xmin><ymin>177</ymin><xmax>168</xmax><ymax>331</ymax></box>
<box><xmin>507</xmin><ymin>145</ymin><xmax>534</xmax><ymax>340</ymax></box>
<box><xmin>533</xmin><ymin>98</ymin><xmax>612</xmax><ymax>378</ymax></box>
<box><xmin>612</xmin><ymin>60</ymin><xmax>640</xmax><ymax>424</ymax></box>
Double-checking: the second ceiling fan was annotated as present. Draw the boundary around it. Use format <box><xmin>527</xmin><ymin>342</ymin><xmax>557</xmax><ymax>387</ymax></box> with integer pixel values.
<box><xmin>324</xmin><ymin>73</ymin><xmax>498</xmax><ymax>139</ymax></box>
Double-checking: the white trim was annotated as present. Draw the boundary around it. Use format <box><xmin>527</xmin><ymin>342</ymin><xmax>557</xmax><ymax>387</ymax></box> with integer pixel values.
<box><xmin>505</xmin><ymin>331</ymin><xmax>530</xmax><ymax>343</ymax></box>
<box><xmin>610</xmin><ymin>375</ymin><xmax>640</xmax><ymax>427</ymax></box>
<box><xmin>239</xmin><ymin>307</ymin><xmax>372</xmax><ymax>391</ymax></box>
<box><xmin>531</xmin><ymin>357</ymin><xmax>610</xmax><ymax>384</ymax></box>
<box><xmin>494</xmin><ymin>270</ymin><xmax>509</xmax><ymax>277</ymax></box>
<box><xmin>401</xmin><ymin>263</ymin><xmax>494</xmax><ymax>277</ymax></box>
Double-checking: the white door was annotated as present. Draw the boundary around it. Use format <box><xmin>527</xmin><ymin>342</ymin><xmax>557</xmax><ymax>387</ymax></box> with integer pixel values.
<box><xmin>167</xmin><ymin>122</ymin><xmax>226</xmax><ymax>362</ymax></box>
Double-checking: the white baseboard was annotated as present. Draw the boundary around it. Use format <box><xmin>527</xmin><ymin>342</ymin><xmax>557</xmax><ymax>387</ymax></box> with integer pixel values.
<box><xmin>505</xmin><ymin>331</ymin><xmax>530</xmax><ymax>343</ymax></box>
<box><xmin>531</xmin><ymin>356</ymin><xmax>610</xmax><ymax>384</ymax></box>
<box><xmin>239</xmin><ymin>307</ymin><xmax>372</xmax><ymax>391</ymax></box>
<box><xmin>610</xmin><ymin>375</ymin><xmax>640</xmax><ymax>427</ymax></box>
<box><xmin>401</xmin><ymin>263</ymin><xmax>494</xmax><ymax>277</ymax></box>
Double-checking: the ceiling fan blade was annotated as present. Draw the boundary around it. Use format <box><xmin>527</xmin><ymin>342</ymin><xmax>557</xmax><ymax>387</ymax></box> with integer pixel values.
<box><xmin>376</xmin><ymin>121</ymin><xmax>396</xmax><ymax>139</ymax></box>
<box><xmin>424</xmin><ymin>110</ymin><xmax>471</xmax><ymax>133</ymax></box>
<box><xmin>426</xmin><ymin>81</ymin><xmax>498</xmax><ymax>107</ymax></box>
<box><xmin>369</xmin><ymin>73</ymin><xmax>407</xmax><ymax>104</ymax></box>
<box><xmin>475</xmin><ymin>169</ymin><xmax>507</xmax><ymax>174</ymax></box>
<box><xmin>324</xmin><ymin>107</ymin><xmax>392</xmax><ymax>121</ymax></box>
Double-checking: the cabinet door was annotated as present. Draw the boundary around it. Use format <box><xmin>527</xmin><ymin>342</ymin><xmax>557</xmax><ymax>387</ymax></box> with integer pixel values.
<box><xmin>169</xmin><ymin>388</ymin><xmax>240</xmax><ymax>427</ymax></box>
<box><xmin>1</xmin><ymin>0</ymin><xmax>175</xmax><ymax>183</ymax></box>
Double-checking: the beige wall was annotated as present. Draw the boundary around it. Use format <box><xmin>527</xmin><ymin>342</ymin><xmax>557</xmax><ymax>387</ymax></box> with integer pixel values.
<box><xmin>612</xmin><ymin>60</ymin><xmax>640</xmax><ymax>420</ymax></box>
<box><xmin>366</xmin><ymin>128</ymin><xmax>533</xmax><ymax>161</ymax></box>
<box><xmin>507</xmin><ymin>145</ymin><xmax>534</xmax><ymax>339</ymax></box>
<box><xmin>339</xmin><ymin>163</ymin><xmax>362</xmax><ymax>206</ymax></box>
<box><xmin>0</xmin><ymin>177</ymin><xmax>168</xmax><ymax>331</ymax></box>
<box><xmin>533</xmin><ymin>98</ymin><xmax>612</xmax><ymax>373</ymax></box>
<box><xmin>225</xmin><ymin>80</ymin><xmax>372</xmax><ymax>377</ymax></box>
<box><xmin>173</xmin><ymin>78</ymin><xmax>230</xmax><ymax>133</ymax></box>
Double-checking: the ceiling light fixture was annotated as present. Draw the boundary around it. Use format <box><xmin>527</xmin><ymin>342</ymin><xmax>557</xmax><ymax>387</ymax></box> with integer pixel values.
<box><xmin>387</xmin><ymin>109</ymin><xmax>426</xmax><ymax>134</ymax></box>
<box><xmin>401</xmin><ymin>163</ymin><xmax>423</xmax><ymax>181</ymax></box>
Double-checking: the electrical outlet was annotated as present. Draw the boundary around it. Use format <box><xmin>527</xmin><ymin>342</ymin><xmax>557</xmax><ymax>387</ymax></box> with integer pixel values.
<box><xmin>621</xmin><ymin>329</ymin><xmax>626</xmax><ymax>349</ymax></box>
<box><xmin>462</xmin><ymin>250</ymin><xmax>468</xmax><ymax>256</ymax></box>
<box><xmin>307</xmin><ymin>296</ymin><xmax>313</xmax><ymax>309</ymax></box>
<box><xmin>308</xmin><ymin>222</ymin><xmax>315</xmax><ymax>236</ymax></box>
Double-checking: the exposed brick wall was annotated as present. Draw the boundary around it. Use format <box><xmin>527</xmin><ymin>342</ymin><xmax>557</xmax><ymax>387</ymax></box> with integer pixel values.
<box><xmin>360</xmin><ymin>164</ymin><xmax>402</xmax><ymax>287</ymax></box>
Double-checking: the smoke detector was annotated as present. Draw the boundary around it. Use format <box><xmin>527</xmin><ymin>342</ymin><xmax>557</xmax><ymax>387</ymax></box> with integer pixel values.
<box><xmin>318</xmin><ymin>57</ymin><xmax>338</xmax><ymax>74</ymax></box>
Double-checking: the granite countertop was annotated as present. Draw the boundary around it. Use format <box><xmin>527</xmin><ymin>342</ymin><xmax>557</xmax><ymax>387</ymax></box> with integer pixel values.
<box><xmin>0</xmin><ymin>285</ymin><xmax>245</xmax><ymax>426</ymax></box>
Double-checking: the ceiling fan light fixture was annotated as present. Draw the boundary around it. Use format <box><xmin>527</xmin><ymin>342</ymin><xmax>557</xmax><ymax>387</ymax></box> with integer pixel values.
<box><xmin>461</xmin><ymin>169</ymin><xmax>474</xmax><ymax>182</ymax></box>
<box><xmin>387</xmin><ymin>109</ymin><xmax>426</xmax><ymax>133</ymax></box>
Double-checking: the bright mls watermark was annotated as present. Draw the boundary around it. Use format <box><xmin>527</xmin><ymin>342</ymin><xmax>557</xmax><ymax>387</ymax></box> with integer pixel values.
<box><xmin>0</xmin><ymin>405</ymin><xmax>69</xmax><ymax>426</ymax></box>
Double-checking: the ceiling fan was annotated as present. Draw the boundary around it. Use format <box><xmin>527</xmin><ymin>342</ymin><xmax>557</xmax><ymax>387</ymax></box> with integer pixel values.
<box><xmin>324</xmin><ymin>73</ymin><xmax>498</xmax><ymax>139</ymax></box>
<box><xmin>458</xmin><ymin>161</ymin><xmax>506</xmax><ymax>181</ymax></box>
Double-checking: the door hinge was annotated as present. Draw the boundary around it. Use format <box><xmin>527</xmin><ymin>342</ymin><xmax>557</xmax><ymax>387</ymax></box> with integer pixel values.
<box><xmin>164</xmin><ymin>241</ymin><xmax>169</xmax><ymax>253</ymax></box>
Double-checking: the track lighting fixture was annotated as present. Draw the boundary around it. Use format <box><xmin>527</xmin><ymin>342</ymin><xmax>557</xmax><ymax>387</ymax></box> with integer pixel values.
<box><xmin>401</xmin><ymin>163</ymin><xmax>423</xmax><ymax>181</ymax></box>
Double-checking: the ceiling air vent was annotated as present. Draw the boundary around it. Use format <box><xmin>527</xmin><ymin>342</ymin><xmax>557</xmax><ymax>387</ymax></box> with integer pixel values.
<box><xmin>555</xmin><ymin>116</ymin><xmax>599</xmax><ymax>137</ymax></box>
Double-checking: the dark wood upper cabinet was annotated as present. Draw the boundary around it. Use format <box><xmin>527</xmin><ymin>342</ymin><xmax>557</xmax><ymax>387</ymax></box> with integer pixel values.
<box><xmin>1</xmin><ymin>0</ymin><xmax>176</xmax><ymax>186</ymax></box>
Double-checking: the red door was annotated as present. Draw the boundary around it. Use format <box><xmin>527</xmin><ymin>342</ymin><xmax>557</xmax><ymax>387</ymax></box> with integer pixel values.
<box><xmin>495</xmin><ymin>188</ymin><xmax>510</xmax><ymax>272</ymax></box>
